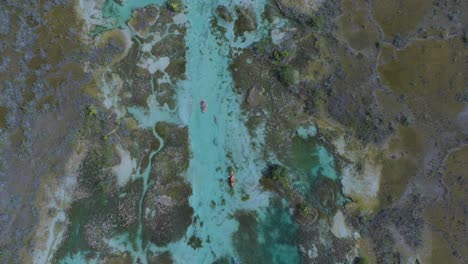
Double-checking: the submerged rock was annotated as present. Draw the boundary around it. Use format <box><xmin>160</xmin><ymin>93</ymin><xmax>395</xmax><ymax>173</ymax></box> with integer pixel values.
<box><xmin>143</xmin><ymin>124</ymin><xmax>192</xmax><ymax>246</ymax></box>
<box><xmin>234</xmin><ymin>6</ymin><xmax>257</xmax><ymax>37</ymax></box>
<box><xmin>216</xmin><ymin>5</ymin><xmax>233</xmax><ymax>22</ymax></box>
<box><xmin>143</xmin><ymin>182</ymin><xmax>193</xmax><ymax>246</ymax></box>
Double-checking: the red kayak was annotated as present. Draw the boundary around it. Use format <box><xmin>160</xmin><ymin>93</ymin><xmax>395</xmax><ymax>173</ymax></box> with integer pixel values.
<box><xmin>201</xmin><ymin>100</ymin><xmax>207</xmax><ymax>113</ymax></box>
<box><xmin>229</xmin><ymin>169</ymin><xmax>235</xmax><ymax>187</ymax></box>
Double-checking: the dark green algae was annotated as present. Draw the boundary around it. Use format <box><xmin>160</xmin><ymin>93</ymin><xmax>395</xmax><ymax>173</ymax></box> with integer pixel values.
<box><xmin>232</xmin><ymin>198</ymin><xmax>300</xmax><ymax>264</ymax></box>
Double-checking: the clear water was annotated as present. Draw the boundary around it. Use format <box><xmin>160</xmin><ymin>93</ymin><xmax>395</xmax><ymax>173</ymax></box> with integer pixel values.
<box><xmin>60</xmin><ymin>1</ymin><xmax>342</xmax><ymax>263</ymax></box>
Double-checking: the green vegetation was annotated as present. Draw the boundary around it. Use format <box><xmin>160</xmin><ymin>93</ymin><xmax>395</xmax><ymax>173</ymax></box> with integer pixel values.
<box><xmin>399</xmin><ymin>114</ymin><xmax>413</xmax><ymax>127</ymax></box>
<box><xmin>89</xmin><ymin>25</ymin><xmax>112</xmax><ymax>37</ymax></box>
<box><xmin>167</xmin><ymin>0</ymin><xmax>182</xmax><ymax>12</ymax></box>
<box><xmin>379</xmin><ymin>39</ymin><xmax>465</xmax><ymax>119</ymax></box>
<box><xmin>271</xmin><ymin>165</ymin><xmax>287</xmax><ymax>181</ymax></box>
<box><xmin>53</xmin><ymin>192</ymin><xmax>119</xmax><ymax>261</ymax></box>
<box><xmin>355</xmin><ymin>257</ymin><xmax>368</xmax><ymax>264</ymax></box>
<box><xmin>424</xmin><ymin>146</ymin><xmax>468</xmax><ymax>263</ymax></box>
<box><xmin>255</xmin><ymin>37</ymin><xmax>271</xmax><ymax>54</ymax></box>
<box><xmin>259</xmin><ymin>164</ymin><xmax>291</xmax><ymax>190</ymax></box>
<box><xmin>167</xmin><ymin>183</ymin><xmax>186</xmax><ymax>200</ymax></box>
<box><xmin>241</xmin><ymin>193</ymin><xmax>250</xmax><ymax>201</ymax></box>
<box><xmin>87</xmin><ymin>105</ymin><xmax>97</xmax><ymax>117</ymax></box>
<box><xmin>309</xmin><ymin>15</ymin><xmax>325</xmax><ymax>29</ymax></box>
<box><xmin>372</xmin><ymin>0</ymin><xmax>432</xmax><ymax>38</ymax></box>
<box><xmin>336</xmin><ymin>0</ymin><xmax>378</xmax><ymax>50</ymax></box>
<box><xmin>188</xmin><ymin>235</ymin><xmax>203</xmax><ymax>249</ymax></box>
<box><xmin>155</xmin><ymin>122</ymin><xmax>169</xmax><ymax>138</ymax></box>
<box><xmin>273</xmin><ymin>50</ymin><xmax>280</xmax><ymax>60</ymax></box>
<box><xmin>80</xmin><ymin>105</ymin><xmax>103</xmax><ymax>138</ymax></box>
<box><xmin>311</xmin><ymin>89</ymin><xmax>328</xmax><ymax>110</ymax></box>
<box><xmin>79</xmin><ymin>144</ymin><xmax>113</xmax><ymax>192</ymax></box>
<box><xmin>297</xmin><ymin>203</ymin><xmax>310</xmax><ymax>216</ymax></box>
<box><xmin>455</xmin><ymin>89</ymin><xmax>468</xmax><ymax>103</ymax></box>
<box><xmin>0</xmin><ymin>106</ymin><xmax>8</xmax><ymax>129</ymax></box>
<box><xmin>273</xmin><ymin>49</ymin><xmax>289</xmax><ymax>61</ymax></box>
<box><xmin>278</xmin><ymin>65</ymin><xmax>298</xmax><ymax>86</ymax></box>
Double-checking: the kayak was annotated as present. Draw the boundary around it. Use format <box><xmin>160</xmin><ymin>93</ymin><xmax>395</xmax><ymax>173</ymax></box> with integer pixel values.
<box><xmin>230</xmin><ymin>176</ymin><xmax>235</xmax><ymax>187</ymax></box>
<box><xmin>229</xmin><ymin>169</ymin><xmax>235</xmax><ymax>187</ymax></box>
<box><xmin>201</xmin><ymin>100</ymin><xmax>207</xmax><ymax>112</ymax></box>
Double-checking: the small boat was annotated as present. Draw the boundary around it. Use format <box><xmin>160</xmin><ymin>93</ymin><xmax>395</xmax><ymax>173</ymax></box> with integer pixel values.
<box><xmin>230</xmin><ymin>176</ymin><xmax>235</xmax><ymax>187</ymax></box>
<box><xmin>201</xmin><ymin>100</ymin><xmax>207</xmax><ymax>112</ymax></box>
<box><xmin>229</xmin><ymin>169</ymin><xmax>235</xmax><ymax>187</ymax></box>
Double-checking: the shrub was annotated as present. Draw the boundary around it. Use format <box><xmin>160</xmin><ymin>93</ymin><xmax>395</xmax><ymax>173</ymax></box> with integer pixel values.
<box><xmin>79</xmin><ymin>145</ymin><xmax>112</xmax><ymax>192</ymax></box>
<box><xmin>278</xmin><ymin>66</ymin><xmax>298</xmax><ymax>86</ymax></box>
<box><xmin>273</xmin><ymin>50</ymin><xmax>281</xmax><ymax>60</ymax></box>
<box><xmin>80</xmin><ymin>105</ymin><xmax>102</xmax><ymax>138</ymax></box>
<box><xmin>188</xmin><ymin>235</ymin><xmax>202</xmax><ymax>249</ymax></box>
<box><xmin>167</xmin><ymin>0</ymin><xmax>182</xmax><ymax>12</ymax></box>
<box><xmin>311</xmin><ymin>88</ymin><xmax>327</xmax><ymax>109</ymax></box>
<box><xmin>297</xmin><ymin>203</ymin><xmax>310</xmax><ymax>216</ymax></box>
<box><xmin>271</xmin><ymin>165</ymin><xmax>287</xmax><ymax>182</ymax></box>
<box><xmin>309</xmin><ymin>15</ymin><xmax>324</xmax><ymax>29</ymax></box>
<box><xmin>87</xmin><ymin>105</ymin><xmax>97</xmax><ymax>117</ymax></box>
<box><xmin>273</xmin><ymin>49</ymin><xmax>289</xmax><ymax>61</ymax></box>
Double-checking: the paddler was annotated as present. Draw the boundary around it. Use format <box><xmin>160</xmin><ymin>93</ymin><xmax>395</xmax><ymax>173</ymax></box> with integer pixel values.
<box><xmin>229</xmin><ymin>169</ymin><xmax>235</xmax><ymax>187</ymax></box>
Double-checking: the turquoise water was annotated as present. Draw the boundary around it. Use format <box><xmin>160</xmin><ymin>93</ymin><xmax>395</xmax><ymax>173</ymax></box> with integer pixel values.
<box><xmin>166</xmin><ymin>1</ymin><xmax>288</xmax><ymax>262</ymax></box>
<box><xmin>61</xmin><ymin>1</ymin><xmax>343</xmax><ymax>263</ymax></box>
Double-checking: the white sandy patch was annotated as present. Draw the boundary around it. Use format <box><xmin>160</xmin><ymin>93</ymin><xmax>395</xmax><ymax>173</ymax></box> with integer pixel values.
<box><xmin>113</xmin><ymin>145</ymin><xmax>137</xmax><ymax>187</ymax></box>
<box><xmin>138</xmin><ymin>55</ymin><xmax>170</xmax><ymax>74</ymax></box>
<box><xmin>316</xmin><ymin>117</ymin><xmax>382</xmax><ymax>213</ymax></box>
<box><xmin>331</xmin><ymin>210</ymin><xmax>353</xmax><ymax>239</ymax></box>
<box><xmin>277</xmin><ymin>0</ymin><xmax>325</xmax><ymax>13</ymax></box>
<box><xmin>271</xmin><ymin>29</ymin><xmax>286</xmax><ymax>45</ymax></box>
<box><xmin>172</xmin><ymin>13</ymin><xmax>187</xmax><ymax>25</ymax></box>
<box><xmin>341</xmin><ymin>159</ymin><xmax>381</xmax><ymax>200</ymax></box>
<box><xmin>308</xmin><ymin>244</ymin><xmax>318</xmax><ymax>259</ymax></box>
<box><xmin>100</xmin><ymin>71</ymin><xmax>126</xmax><ymax>118</ymax></box>
<box><xmin>299</xmin><ymin>244</ymin><xmax>318</xmax><ymax>259</ymax></box>
<box><xmin>32</xmin><ymin>144</ymin><xmax>86</xmax><ymax>264</ymax></box>
<box><xmin>332</xmin><ymin>135</ymin><xmax>346</xmax><ymax>156</ymax></box>
<box><xmin>142</xmin><ymin>32</ymin><xmax>163</xmax><ymax>52</ymax></box>
<box><xmin>296</xmin><ymin>125</ymin><xmax>317</xmax><ymax>139</ymax></box>
<box><xmin>76</xmin><ymin>0</ymin><xmax>107</xmax><ymax>30</ymax></box>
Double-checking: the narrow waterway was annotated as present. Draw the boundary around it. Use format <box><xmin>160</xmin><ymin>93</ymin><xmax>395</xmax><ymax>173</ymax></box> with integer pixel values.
<box><xmin>166</xmin><ymin>0</ymin><xmax>272</xmax><ymax>262</ymax></box>
<box><xmin>112</xmin><ymin>0</ymin><xmax>301</xmax><ymax>262</ymax></box>
<box><xmin>61</xmin><ymin>0</ymin><xmax>312</xmax><ymax>263</ymax></box>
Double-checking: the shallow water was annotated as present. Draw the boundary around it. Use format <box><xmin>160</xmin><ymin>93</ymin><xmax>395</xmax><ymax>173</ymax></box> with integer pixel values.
<box><xmin>59</xmin><ymin>1</ymin><xmax>342</xmax><ymax>263</ymax></box>
<box><xmin>166</xmin><ymin>1</ymin><xmax>281</xmax><ymax>262</ymax></box>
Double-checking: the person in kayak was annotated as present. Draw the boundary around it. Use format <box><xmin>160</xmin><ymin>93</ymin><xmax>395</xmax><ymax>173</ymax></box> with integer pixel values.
<box><xmin>229</xmin><ymin>169</ymin><xmax>235</xmax><ymax>187</ymax></box>
<box><xmin>201</xmin><ymin>100</ymin><xmax>207</xmax><ymax>112</ymax></box>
